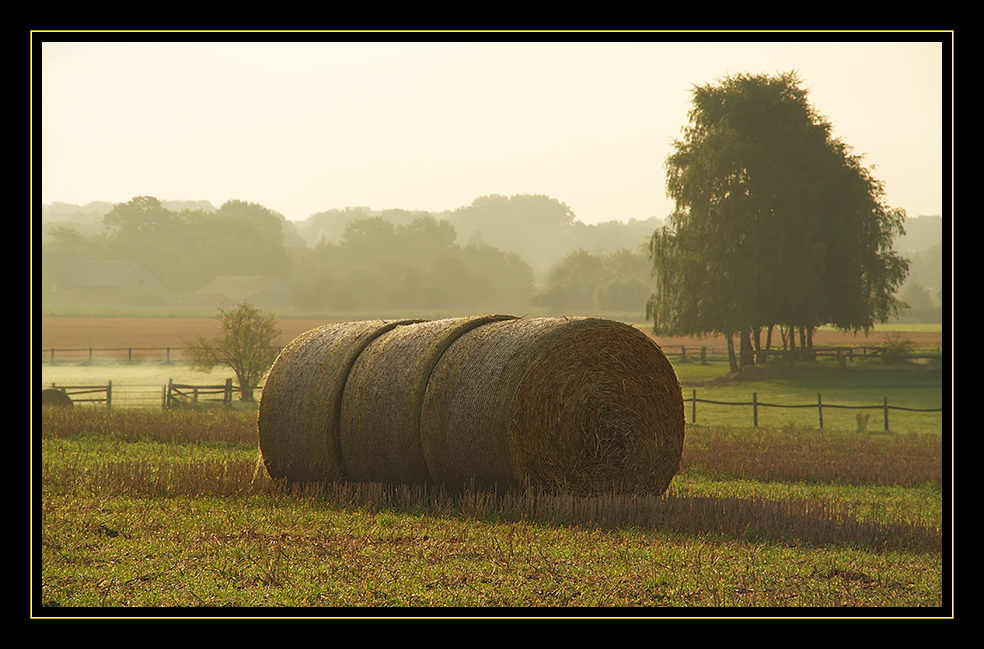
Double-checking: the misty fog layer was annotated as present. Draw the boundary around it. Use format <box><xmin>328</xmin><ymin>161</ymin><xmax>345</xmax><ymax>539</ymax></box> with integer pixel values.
<box><xmin>39</xmin><ymin>194</ymin><xmax>944</xmax><ymax>322</ymax></box>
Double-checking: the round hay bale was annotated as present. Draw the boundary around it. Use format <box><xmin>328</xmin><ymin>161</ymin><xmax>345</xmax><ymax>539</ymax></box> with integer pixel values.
<box><xmin>339</xmin><ymin>315</ymin><xmax>517</xmax><ymax>485</ymax></box>
<box><xmin>257</xmin><ymin>319</ymin><xmax>421</xmax><ymax>483</ymax></box>
<box><xmin>420</xmin><ymin>317</ymin><xmax>685</xmax><ymax>495</ymax></box>
<box><xmin>41</xmin><ymin>388</ymin><xmax>73</xmax><ymax>408</ymax></box>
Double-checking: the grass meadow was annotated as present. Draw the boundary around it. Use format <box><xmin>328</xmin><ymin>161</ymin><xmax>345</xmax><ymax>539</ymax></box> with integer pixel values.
<box><xmin>37</xmin><ymin>409</ymin><xmax>947</xmax><ymax>613</ymax></box>
<box><xmin>35</xmin><ymin>319</ymin><xmax>948</xmax><ymax>615</ymax></box>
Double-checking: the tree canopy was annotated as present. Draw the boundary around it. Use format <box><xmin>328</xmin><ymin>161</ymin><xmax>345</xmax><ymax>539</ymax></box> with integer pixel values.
<box><xmin>647</xmin><ymin>71</ymin><xmax>909</xmax><ymax>369</ymax></box>
<box><xmin>185</xmin><ymin>301</ymin><xmax>282</xmax><ymax>402</ymax></box>
<box><xmin>92</xmin><ymin>196</ymin><xmax>293</xmax><ymax>292</ymax></box>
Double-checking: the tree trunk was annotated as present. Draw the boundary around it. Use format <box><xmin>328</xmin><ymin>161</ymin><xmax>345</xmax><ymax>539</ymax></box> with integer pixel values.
<box><xmin>726</xmin><ymin>333</ymin><xmax>739</xmax><ymax>373</ymax></box>
<box><xmin>739</xmin><ymin>329</ymin><xmax>755</xmax><ymax>368</ymax></box>
<box><xmin>754</xmin><ymin>326</ymin><xmax>765</xmax><ymax>364</ymax></box>
<box><xmin>239</xmin><ymin>385</ymin><xmax>255</xmax><ymax>402</ymax></box>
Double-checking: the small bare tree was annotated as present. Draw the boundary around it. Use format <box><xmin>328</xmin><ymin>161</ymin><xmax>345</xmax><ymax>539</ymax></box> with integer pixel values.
<box><xmin>185</xmin><ymin>301</ymin><xmax>282</xmax><ymax>402</ymax></box>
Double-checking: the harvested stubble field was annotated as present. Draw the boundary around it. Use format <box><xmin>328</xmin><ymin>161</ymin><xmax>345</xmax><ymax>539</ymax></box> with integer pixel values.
<box><xmin>36</xmin><ymin>406</ymin><xmax>947</xmax><ymax>613</ymax></box>
<box><xmin>36</xmin><ymin>316</ymin><xmax>948</xmax><ymax>613</ymax></box>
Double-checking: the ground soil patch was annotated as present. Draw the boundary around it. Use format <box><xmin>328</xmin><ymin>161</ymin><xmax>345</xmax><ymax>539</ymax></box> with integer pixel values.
<box><xmin>39</xmin><ymin>317</ymin><xmax>945</xmax><ymax>351</ymax></box>
<box><xmin>38</xmin><ymin>317</ymin><xmax>340</xmax><ymax>350</ymax></box>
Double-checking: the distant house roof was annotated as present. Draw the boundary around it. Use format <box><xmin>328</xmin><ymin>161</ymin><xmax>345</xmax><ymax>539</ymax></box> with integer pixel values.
<box><xmin>194</xmin><ymin>275</ymin><xmax>295</xmax><ymax>307</ymax></box>
<box><xmin>41</xmin><ymin>259</ymin><xmax>173</xmax><ymax>305</ymax></box>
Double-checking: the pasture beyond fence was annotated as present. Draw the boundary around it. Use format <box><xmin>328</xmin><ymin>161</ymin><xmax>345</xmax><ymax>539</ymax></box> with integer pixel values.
<box><xmin>684</xmin><ymin>389</ymin><xmax>941</xmax><ymax>432</ymax></box>
<box><xmin>40</xmin><ymin>380</ymin><xmax>943</xmax><ymax>433</ymax></box>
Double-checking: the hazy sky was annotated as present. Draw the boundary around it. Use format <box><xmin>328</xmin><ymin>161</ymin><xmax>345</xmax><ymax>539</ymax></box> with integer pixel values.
<box><xmin>37</xmin><ymin>37</ymin><xmax>948</xmax><ymax>225</ymax></box>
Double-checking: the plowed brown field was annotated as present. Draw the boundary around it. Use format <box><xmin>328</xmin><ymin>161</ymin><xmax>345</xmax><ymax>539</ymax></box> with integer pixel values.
<box><xmin>38</xmin><ymin>316</ymin><xmax>945</xmax><ymax>351</ymax></box>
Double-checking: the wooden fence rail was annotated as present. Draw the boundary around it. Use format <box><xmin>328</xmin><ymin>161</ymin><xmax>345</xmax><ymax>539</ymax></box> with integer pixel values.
<box><xmin>662</xmin><ymin>345</ymin><xmax>942</xmax><ymax>365</ymax></box>
<box><xmin>43</xmin><ymin>380</ymin><xmax>241</xmax><ymax>409</ymax></box>
<box><xmin>44</xmin><ymin>381</ymin><xmax>113</xmax><ymax>407</ymax></box>
<box><xmin>686</xmin><ymin>389</ymin><xmax>943</xmax><ymax>431</ymax></box>
<box><xmin>41</xmin><ymin>381</ymin><xmax>944</xmax><ymax>434</ymax></box>
<box><xmin>40</xmin><ymin>346</ymin><xmax>282</xmax><ymax>364</ymax></box>
<box><xmin>40</xmin><ymin>343</ymin><xmax>942</xmax><ymax>366</ymax></box>
<box><xmin>166</xmin><ymin>378</ymin><xmax>236</xmax><ymax>408</ymax></box>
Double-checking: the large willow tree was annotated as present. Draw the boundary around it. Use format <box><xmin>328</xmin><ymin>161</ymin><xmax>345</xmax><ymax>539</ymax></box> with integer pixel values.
<box><xmin>647</xmin><ymin>71</ymin><xmax>908</xmax><ymax>371</ymax></box>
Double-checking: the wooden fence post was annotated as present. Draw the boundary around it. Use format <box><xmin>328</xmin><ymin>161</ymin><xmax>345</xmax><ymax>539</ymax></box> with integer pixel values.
<box><xmin>753</xmin><ymin>392</ymin><xmax>758</xmax><ymax>427</ymax></box>
<box><xmin>106</xmin><ymin>381</ymin><xmax>112</xmax><ymax>408</ymax></box>
<box><xmin>691</xmin><ymin>389</ymin><xmax>697</xmax><ymax>424</ymax></box>
<box><xmin>818</xmin><ymin>393</ymin><xmax>823</xmax><ymax>429</ymax></box>
<box><xmin>167</xmin><ymin>378</ymin><xmax>173</xmax><ymax>408</ymax></box>
<box><xmin>224</xmin><ymin>378</ymin><xmax>233</xmax><ymax>406</ymax></box>
<box><xmin>50</xmin><ymin>348</ymin><xmax>54</xmax><ymax>364</ymax></box>
<box><xmin>700</xmin><ymin>346</ymin><xmax>706</xmax><ymax>364</ymax></box>
<box><xmin>884</xmin><ymin>396</ymin><xmax>890</xmax><ymax>432</ymax></box>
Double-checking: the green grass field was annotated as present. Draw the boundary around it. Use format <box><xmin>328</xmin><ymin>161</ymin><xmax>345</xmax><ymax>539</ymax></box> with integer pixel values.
<box><xmin>36</xmin><ymin>406</ymin><xmax>947</xmax><ymax>613</ymax></box>
<box><xmin>672</xmin><ymin>357</ymin><xmax>945</xmax><ymax>434</ymax></box>
<box><xmin>36</xmin><ymin>327</ymin><xmax>948</xmax><ymax>614</ymax></box>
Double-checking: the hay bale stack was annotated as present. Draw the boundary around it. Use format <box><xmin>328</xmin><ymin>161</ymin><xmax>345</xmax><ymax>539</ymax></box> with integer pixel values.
<box><xmin>420</xmin><ymin>317</ymin><xmax>684</xmax><ymax>495</ymax></box>
<box><xmin>339</xmin><ymin>315</ymin><xmax>518</xmax><ymax>485</ymax></box>
<box><xmin>257</xmin><ymin>319</ymin><xmax>421</xmax><ymax>483</ymax></box>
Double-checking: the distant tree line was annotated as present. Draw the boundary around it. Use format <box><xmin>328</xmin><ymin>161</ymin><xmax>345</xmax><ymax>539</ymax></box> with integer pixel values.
<box><xmin>43</xmin><ymin>197</ymin><xmax>293</xmax><ymax>294</ymax></box>
<box><xmin>290</xmin><ymin>213</ymin><xmax>536</xmax><ymax>312</ymax></box>
<box><xmin>40</xmin><ymin>194</ymin><xmax>660</xmax><ymax>315</ymax></box>
<box><xmin>39</xmin><ymin>152</ymin><xmax>941</xmax><ymax>323</ymax></box>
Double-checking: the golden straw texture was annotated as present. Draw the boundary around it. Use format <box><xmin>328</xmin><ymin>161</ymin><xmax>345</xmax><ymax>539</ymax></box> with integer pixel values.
<box><xmin>259</xmin><ymin>316</ymin><xmax>685</xmax><ymax>495</ymax></box>
<box><xmin>339</xmin><ymin>315</ymin><xmax>517</xmax><ymax>485</ymax></box>
<box><xmin>420</xmin><ymin>317</ymin><xmax>684</xmax><ymax>494</ymax></box>
<box><xmin>257</xmin><ymin>319</ymin><xmax>420</xmax><ymax>482</ymax></box>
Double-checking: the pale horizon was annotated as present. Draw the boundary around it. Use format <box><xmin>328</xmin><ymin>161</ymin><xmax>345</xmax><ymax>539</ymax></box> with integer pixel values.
<box><xmin>37</xmin><ymin>37</ymin><xmax>949</xmax><ymax>226</ymax></box>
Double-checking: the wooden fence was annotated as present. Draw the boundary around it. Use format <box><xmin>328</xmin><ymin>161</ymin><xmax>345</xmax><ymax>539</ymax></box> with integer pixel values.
<box><xmin>165</xmin><ymin>378</ymin><xmax>236</xmax><ymax>408</ymax></box>
<box><xmin>661</xmin><ymin>344</ymin><xmax>942</xmax><ymax>365</ymax></box>
<box><xmin>40</xmin><ymin>381</ymin><xmax>944</xmax><ymax>433</ymax></box>
<box><xmin>686</xmin><ymin>389</ymin><xmax>943</xmax><ymax>431</ymax></box>
<box><xmin>43</xmin><ymin>379</ymin><xmax>243</xmax><ymax>409</ymax></box>
<box><xmin>40</xmin><ymin>346</ymin><xmax>282</xmax><ymax>364</ymax></box>
<box><xmin>43</xmin><ymin>381</ymin><xmax>115</xmax><ymax>407</ymax></box>
<box><xmin>40</xmin><ymin>342</ymin><xmax>943</xmax><ymax>366</ymax></box>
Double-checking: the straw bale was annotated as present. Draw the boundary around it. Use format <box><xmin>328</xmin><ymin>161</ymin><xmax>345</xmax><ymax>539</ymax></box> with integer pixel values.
<box><xmin>339</xmin><ymin>315</ymin><xmax>517</xmax><ymax>485</ymax></box>
<box><xmin>420</xmin><ymin>317</ymin><xmax>685</xmax><ymax>495</ymax></box>
<box><xmin>40</xmin><ymin>388</ymin><xmax>73</xmax><ymax>408</ymax></box>
<box><xmin>257</xmin><ymin>319</ymin><xmax>421</xmax><ymax>483</ymax></box>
